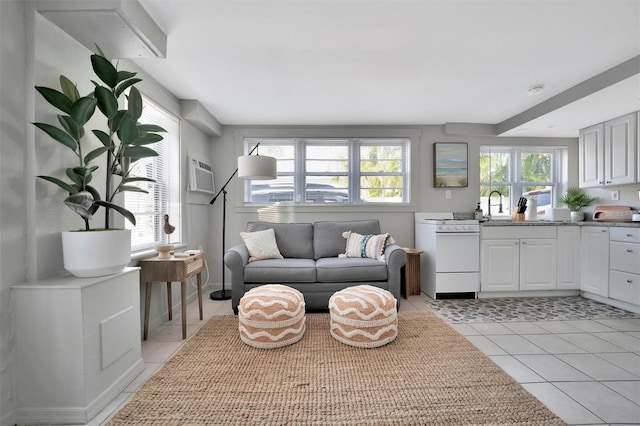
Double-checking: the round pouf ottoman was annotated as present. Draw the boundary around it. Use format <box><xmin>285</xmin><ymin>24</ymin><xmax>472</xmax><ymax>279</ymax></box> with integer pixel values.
<box><xmin>238</xmin><ymin>284</ymin><xmax>306</xmax><ymax>349</ymax></box>
<box><xmin>328</xmin><ymin>285</ymin><xmax>398</xmax><ymax>348</ymax></box>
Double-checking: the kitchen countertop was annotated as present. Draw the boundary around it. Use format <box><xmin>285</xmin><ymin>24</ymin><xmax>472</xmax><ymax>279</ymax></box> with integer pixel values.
<box><xmin>480</xmin><ymin>220</ymin><xmax>640</xmax><ymax>228</ymax></box>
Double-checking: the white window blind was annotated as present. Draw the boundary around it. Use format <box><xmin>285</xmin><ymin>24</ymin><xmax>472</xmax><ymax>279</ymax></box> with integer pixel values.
<box><xmin>125</xmin><ymin>96</ymin><xmax>181</xmax><ymax>251</ymax></box>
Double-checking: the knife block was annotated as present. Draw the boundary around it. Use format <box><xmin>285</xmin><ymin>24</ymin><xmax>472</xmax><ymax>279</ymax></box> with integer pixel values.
<box><xmin>512</xmin><ymin>213</ymin><xmax>525</xmax><ymax>222</ymax></box>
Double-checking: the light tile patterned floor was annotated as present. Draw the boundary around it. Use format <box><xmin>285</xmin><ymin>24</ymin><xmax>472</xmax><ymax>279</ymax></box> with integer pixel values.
<box><xmin>95</xmin><ymin>293</ymin><xmax>640</xmax><ymax>426</ymax></box>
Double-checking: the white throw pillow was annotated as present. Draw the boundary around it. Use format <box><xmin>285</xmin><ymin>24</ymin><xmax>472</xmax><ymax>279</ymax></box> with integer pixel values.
<box><xmin>240</xmin><ymin>228</ymin><xmax>284</xmax><ymax>262</ymax></box>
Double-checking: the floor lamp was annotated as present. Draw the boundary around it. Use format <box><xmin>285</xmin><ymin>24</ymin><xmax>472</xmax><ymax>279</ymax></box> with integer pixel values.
<box><xmin>209</xmin><ymin>143</ymin><xmax>277</xmax><ymax>300</ymax></box>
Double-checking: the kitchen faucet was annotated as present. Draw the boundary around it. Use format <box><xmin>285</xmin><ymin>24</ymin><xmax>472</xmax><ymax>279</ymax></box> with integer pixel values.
<box><xmin>486</xmin><ymin>190</ymin><xmax>503</xmax><ymax>220</ymax></box>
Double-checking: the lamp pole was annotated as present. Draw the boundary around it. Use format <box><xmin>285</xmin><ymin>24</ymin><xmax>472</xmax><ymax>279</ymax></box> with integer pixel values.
<box><xmin>209</xmin><ymin>143</ymin><xmax>260</xmax><ymax>300</ymax></box>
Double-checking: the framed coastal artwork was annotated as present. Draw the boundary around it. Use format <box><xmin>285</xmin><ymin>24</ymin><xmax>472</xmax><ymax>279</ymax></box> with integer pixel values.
<box><xmin>433</xmin><ymin>142</ymin><xmax>468</xmax><ymax>187</ymax></box>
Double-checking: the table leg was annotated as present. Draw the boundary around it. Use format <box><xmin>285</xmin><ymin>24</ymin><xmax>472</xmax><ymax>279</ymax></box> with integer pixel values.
<box><xmin>144</xmin><ymin>281</ymin><xmax>152</xmax><ymax>341</ymax></box>
<box><xmin>181</xmin><ymin>281</ymin><xmax>187</xmax><ymax>339</ymax></box>
<box><xmin>197</xmin><ymin>272</ymin><xmax>203</xmax><ymax>320</ymax></box>
<box><xmin>166</xmin><ymin>281</ymin><xmax>172</xmax><ymax>321</ymax></box>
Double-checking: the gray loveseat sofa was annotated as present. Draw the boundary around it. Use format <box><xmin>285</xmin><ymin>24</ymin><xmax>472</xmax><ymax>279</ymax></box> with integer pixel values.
<box><xmin>224</xmin><ymin>219</ymin><xmax>407</xmax><ymax>314</ymax></box>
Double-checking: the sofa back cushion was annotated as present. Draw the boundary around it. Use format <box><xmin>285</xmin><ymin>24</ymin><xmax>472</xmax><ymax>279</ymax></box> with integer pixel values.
<box><xmin>246</xmin><ymin>221</ymin><xmax>314</xmax><ymax>259</ymax></box>
<box><xmin>313</xmin><ymin>220</ymin><xmax>381</xmax><ymax>259</ymax></box>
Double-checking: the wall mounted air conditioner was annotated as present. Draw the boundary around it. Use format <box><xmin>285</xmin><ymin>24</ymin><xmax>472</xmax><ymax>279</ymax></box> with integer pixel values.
<box><xmin>188</xmin><ymin>156</ymin><xmax>215</xmax><ymax>194</ymax></box>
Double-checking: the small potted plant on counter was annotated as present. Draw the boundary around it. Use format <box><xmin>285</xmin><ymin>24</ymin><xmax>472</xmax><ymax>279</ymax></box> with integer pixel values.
<box><xmin>34</xmin><ymin>46</ymin><xmax>165</xmax><ymax>277</ymax></box>
<box><xmin>558</xmin><ymin>187</ymin><xmax>598</xmax><ymax>222</ymax></box>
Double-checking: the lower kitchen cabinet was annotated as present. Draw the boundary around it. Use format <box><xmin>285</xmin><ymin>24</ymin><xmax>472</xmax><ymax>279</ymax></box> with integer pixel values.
<box><xmin>480</xmin><ymin>226</ymin><xmax>557</xmax><ymax>292</ymax></box>
<box><xmin>557</xmin><ymin>226</ymin><xmax>581</xmax><ymax>290</ymax></box>
<box><xmin>608</xmin><ymin>228</ymin><xmax>640</xmax><ymax>306</ymax></box>
<box><xmin>580</xmin><ymin>227</ymin><xmax>610</xmax><ymax>297</ymax></box>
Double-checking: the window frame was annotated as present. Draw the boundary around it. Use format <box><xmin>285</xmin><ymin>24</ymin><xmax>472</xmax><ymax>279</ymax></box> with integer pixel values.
<box><xmin>243</xmin><ymin>137</ymin><xmax>410</xmax><ymax>205</ymax></box>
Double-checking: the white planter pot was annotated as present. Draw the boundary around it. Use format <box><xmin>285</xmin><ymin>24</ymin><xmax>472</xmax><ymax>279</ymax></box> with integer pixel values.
<box><xmin>62</xmin><ymin>229</ymin><xmax>131</xmax><ymax>277</ymax></box>
<box><xmin>570</xmin><ymin>211</ymin><xmax>584</xmax><ymax>222</ymax></box>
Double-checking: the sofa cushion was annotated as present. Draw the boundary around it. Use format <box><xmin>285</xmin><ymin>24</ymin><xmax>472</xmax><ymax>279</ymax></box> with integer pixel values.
<box><xmin>244</xmin><ymin>258</ymin><xmax>317</xmax><ymax>283</ymax></box>
<box><xmin>246</xmin><ymin>221</ymin><xmax>314</xmax><ymax>259</ymax></box>
<box><xmin>316</xmin><ymin>257</ymin><xmax>388</xmax><ymax>282</ymax></box>
<box><xmin>313</xmin><ymin>220</ymin><xmax>382</xmax><ymax>259</ymax></box>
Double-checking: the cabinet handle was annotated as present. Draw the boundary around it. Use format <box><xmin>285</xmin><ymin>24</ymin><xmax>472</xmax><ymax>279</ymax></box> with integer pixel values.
<box><xmin>606</xmin><ymin>180</ymin><xmax>612</xmax><ymax>184</ymax></box>
<box><xmin>626</xmin><ymin>234</ymin><xmax>633</xmax><ymax>237</ymax></box>
<box><xmin>521</xmin><ymin>241</ymin><xmax>526</xmax><ymax>245</ymax></box>
<box><xmin>599</xmin><ymin>181</ymin><xmax>604</xmax><ymax>184</ymax></box>
<box><xmin>627</xmin><ymin>249</ymin><xmax>633</xmax><ymax>253</ymax></box>
<box><xmin>627</xmin><ymin>279</ymin><xmax>634</xmax><ymax>284</ymax></box>
<box><xmin>515</xmin><ymin>241</ymin><xmax>519</xmax><ymax>245</ymax></box>
<box><xmin>601</xmin><ymin>229</ymin><xmax>607</xmax><ymax>232</ymax></box>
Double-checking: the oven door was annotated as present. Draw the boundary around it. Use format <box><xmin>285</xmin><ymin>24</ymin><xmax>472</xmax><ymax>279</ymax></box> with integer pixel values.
<box><xmin>435</xmin><ymin>233</ymin><xmax>480</xmax><ymax>272</ymax></box>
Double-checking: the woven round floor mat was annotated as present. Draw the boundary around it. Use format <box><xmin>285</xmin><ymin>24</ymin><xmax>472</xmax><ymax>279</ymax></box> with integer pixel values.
<box><xmin>108</xmin><ymin>312</ymin><xmax>565</xmax><ymax>425</ymax></box>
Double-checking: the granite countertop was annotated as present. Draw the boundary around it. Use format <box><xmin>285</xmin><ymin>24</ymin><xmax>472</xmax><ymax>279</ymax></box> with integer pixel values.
<box><xmin>480</xmin><ymin>220</ymin><xmax>640</xmax><ymax>228</ymax></box>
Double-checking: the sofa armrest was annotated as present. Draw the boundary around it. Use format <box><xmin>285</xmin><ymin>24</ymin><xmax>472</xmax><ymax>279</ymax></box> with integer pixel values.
<box><xmin>224</xmin><ymin>245</ymin><xmax>250</xmax><ymax>312</ymax></box>
<box><xmin>384</xmin><ymin>244</ymin><xmax>407</xmax><ymax>304</ymax></box>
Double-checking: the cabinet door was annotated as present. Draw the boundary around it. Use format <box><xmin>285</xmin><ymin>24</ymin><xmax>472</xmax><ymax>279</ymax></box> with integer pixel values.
<box><xmin>520</xmin><ymin>238</ymin><xmax>557</xmax><ymax>290</ymax></box>
<box><xmin>481</xmin><ymin>239</ymin><xmax>519</xmax><ymax>292</ymax></box>
<box><xmin>605</xmin><ymin>112</ymin><xmax>636</xmax><ymax>185</ymax></box>
<box><xmin>557</xmin><ymin>227</ymin><xmax>580</xmax><ymax>290</ymax></box>
<box><xmin>580</xmin><ymin>227</ymin><xmax>609</xmax><ymax>296</ymax></box>
<box><xmin>579</xmin><ymin>123</ymin><xmax>604</xmax><ymax>187</ymax></box>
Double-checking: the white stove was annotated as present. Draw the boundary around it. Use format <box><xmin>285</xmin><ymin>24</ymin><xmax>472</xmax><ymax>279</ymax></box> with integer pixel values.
<box><xmin>414</xmin><ymin>212</ymin><xmax>480</xmax><ymax>299</ymax></box>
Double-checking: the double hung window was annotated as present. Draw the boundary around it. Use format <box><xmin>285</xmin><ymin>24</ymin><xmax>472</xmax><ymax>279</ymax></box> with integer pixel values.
<box><xmin>480</xmin><ymin>145</ymin><xmax>568</xmax><ymax>218</ymax></box>
<box><xmin>125</xmin><ymin>95</ymin><xmax>181</xmax><ymax>251</ymax></box>
<box><xmin>244</xmin><ymin>138</ymin><xmax>409</xmax><ymax>204</ymax></box>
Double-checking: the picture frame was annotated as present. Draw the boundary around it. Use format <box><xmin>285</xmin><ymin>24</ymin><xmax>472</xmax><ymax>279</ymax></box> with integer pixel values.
<box><xmin>433</xmin><ymin>142</ymin><xmax>468</xmax><ymax>187</ymax></box>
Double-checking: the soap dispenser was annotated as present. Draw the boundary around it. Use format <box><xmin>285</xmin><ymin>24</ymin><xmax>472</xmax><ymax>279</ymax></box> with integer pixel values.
<box><xmin>474</xmin><ymin>203</ymin><xmax>483</xmax><ymax>220</ymax></box>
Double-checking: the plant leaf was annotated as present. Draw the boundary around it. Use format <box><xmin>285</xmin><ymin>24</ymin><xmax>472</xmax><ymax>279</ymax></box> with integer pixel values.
<box><xmin>117</xmin><ymin>70</ymin><xmax>137</xmax><ymax>83</ymax></box>
<box><xmin>94</xmin><ymin>44</ymin><xmax>106</xmax><ymax>58</ymax></box>
<box><xmin>57</xmin><ymin>115</ymin><xmax>82</xmax><ymax>140</ymax></box>
<box><xmin>64</xmin><ymin>191</ymin><xmax>95</xmax><ymax>220</ymax></box>
<box><xmin>138</xmin><ymin>124</ymin><xmax>166</xmax><ymax>133</ymax></box>
<box><xmin>122</xmin><ymin>176</ymin><xmax>156</xmax><ymax>184</ymax></box>
<box><xmin>94</xmin><ymin>200</ymin><xmax>136</xmax><ymax>226</ymax></box>
<box><xmin>94</xmin><ymin>86</ymin><xmax>119</xmax><ymax>119</ymax></box>
<box><xmin>66</xmin><ymin>168</ymin><xmax>85</xmax><ymax>186</ymax></box>
<box><xmin>92</xmin><ymin>129</ymin><xmax>112</xmax><ymax>147</ymax></box>
<box><xmin>123</xmin><ymin>145</ymin><xmax>158</xmax><ymax>159</ymax></box>
<box><xmin>115</xmin><ymin>77</ymin><xmax>142</xmax><ymax>98</ymax></box>
<box><xmin>33</xmin><ymin>122</ymin><xmax>77</xmax><ymax>152</ymax></box>
<box><xmin>35</xmin><ymin>86</ymin><xmax>73</xmax><ymax>114</ymax></box>
<box><xmin>134</xmin><ymin>133</ymin><xmax>163</xmax><ymax>145</ymax></box>
<box><xmin>59</xmin><ymin>75</ymin><xmax>80</xmax><ymax>102</ymax></box>
<box><xmin>84</xmin><ymin>146</ymin><xmax>112</xmax><ymax>164</ymax></box>
<box><xmin>109</xmin><ymin>110</ymin><xmax>128</xmax><ymax>133</ymax></box>
<box><xmin>70</xmin><ymin>96</ymin><xmax>98</xmax><ymax>126</ymax></box>
<box><xmin>117</xmin><ymin>185</ymin><xmax>149</xmax><ymax>194</ymax></box>
<box><xmin>127</xmin><ymin>87</ymin><xmax>143</xmax><ymax>121</ymax></box>
<box><xmin>117</xmin><ymin>115</ymin><xmax>139</xmax><ymax>144</ymax></box>
<box><xmin>37</xmin><ymin>175</ymin><xmax>77</xmax><ymax>194</ymax></box>
<box><xmin>91</xmin><ymin>54</ymin><xmax>118</xmax><ymax>88</ymax></box>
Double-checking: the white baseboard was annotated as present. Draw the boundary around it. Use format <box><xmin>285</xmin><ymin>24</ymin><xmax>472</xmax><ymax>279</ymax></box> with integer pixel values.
<box><xmin>581</xmin><ymin>291</ymin><xmax>640</xmax><ymax>314</ymax></box>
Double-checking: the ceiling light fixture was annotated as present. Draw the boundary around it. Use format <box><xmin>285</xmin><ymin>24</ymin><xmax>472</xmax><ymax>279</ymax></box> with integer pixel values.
<box><xmin>527</xmin><ymin>85</ymin><xmax>544</xmax><ymax>96</ymax></box>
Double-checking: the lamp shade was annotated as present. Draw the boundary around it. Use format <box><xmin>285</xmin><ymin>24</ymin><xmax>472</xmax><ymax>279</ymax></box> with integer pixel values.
<box><xmin>237</xmin><ymin>155</ymin><xmax>277</xmax><ymax>180</ymax></box>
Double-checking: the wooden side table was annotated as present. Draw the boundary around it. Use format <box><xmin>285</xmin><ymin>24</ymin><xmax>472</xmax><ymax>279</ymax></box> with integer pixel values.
<box><xmin>404</xmin><ymin>249</ymin><xmax>423</xmax><ymax>297</ymax></box>
<box><xmin>139</xmin><ymin>252</ymin><xmax>206</xmax><ymax>340</ymax></box>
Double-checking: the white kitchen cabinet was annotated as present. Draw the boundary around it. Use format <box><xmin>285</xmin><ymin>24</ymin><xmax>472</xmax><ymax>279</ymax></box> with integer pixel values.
<box><xmin>11</xmin><ymin>268</ymin><xmax>144</xmax><ymax>425</ymax></box>
<box><xmin>579</xmin><ymin>112</ymin><xmax>637</xmax><ymax>187</ymax></box>
<box><xmin>579</xmin><ymin>123</ymin><xmax>605</xmax><ymax>188</ymax></box>
<box><xmin>580</xmin><ymin>227</ymin><xmax>610</xmax><ymax>297</ymax></box>
<box><xmin>604</xmin><ymin>113</ymin><xmax>637</xmax><ymax>185</ymax></box>
<box><xmin>480</xmin><ymin>226</ymin><xmax>557</xmax><ymax>292</ymax></box>
<box><xmin>557</xmin><ymin>226</ymin><xmax>581</xmax><ymax>290</ymax></box>
<box><xmin>609</xmin><ymin>228</ymin><xmax>640</xmax><ymax>306</ymax></box>
<box><xmin>481</xmin><ymin>239</ymin><xmax>520</xmax><ymax>292</ymax></box>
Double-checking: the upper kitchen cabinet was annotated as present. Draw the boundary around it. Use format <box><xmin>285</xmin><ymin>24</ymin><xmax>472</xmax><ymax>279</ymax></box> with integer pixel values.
<box><xmin>579</xmin><ymin>112</ymin><xmax>637</xmax><ymax>188</ymax></box>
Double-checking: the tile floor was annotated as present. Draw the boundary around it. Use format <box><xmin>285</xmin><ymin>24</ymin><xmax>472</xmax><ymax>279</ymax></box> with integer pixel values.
<box><xmin>95</xmin><ymin>293</ymin><xmax>640</xmax><ymax>426</ymax></box>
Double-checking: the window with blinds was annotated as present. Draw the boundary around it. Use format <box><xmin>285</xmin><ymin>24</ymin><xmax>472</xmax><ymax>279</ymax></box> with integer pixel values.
<box><xmin>124</xmin><ymin>95</ymin><xmax>181</xmax><ymax>251</ymax></box>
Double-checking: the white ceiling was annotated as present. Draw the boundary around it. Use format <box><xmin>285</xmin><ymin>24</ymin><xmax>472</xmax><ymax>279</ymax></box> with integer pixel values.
<box><xmin>133</xmin><ymin>0</ymin><xmax>640</xmax><ymax>137</ymax></box>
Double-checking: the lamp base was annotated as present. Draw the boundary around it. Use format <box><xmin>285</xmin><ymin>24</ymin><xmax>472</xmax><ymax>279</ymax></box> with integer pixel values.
<box><xmin>210</xmin><ymin>289</ymin><xmax>232</xmax><ymax>301</ymax></box>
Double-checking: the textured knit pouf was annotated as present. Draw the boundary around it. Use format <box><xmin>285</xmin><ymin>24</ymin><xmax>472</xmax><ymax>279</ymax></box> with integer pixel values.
<box><xmin>329</xmin><ymin>285</ymin><xmax>397</xmax><ymax>348</ymax></box>
<box><xmin>238</xmin><ymin>284</ymin><xmax>306</xmax><ymax>349</ymax></box>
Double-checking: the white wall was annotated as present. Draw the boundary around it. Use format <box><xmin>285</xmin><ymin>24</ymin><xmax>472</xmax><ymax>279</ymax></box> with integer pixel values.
<box><xmin>0</xmin><ymin>5</ymin><xmax>214</xmax><ymax>424</ymax></box>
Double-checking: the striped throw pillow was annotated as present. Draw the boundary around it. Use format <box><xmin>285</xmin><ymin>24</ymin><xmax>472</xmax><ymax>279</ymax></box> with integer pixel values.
<box><xmin>340</xmin><ymin>231</ymin><xmax>395</xmax><ymax>262</ymax></box>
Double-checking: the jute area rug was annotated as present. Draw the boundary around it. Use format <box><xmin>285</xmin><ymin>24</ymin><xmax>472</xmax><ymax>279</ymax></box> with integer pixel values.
<box><xmin>108</xmin><ymin>312</ymin><xmax>565</xmax><ymax>425</ymax></box>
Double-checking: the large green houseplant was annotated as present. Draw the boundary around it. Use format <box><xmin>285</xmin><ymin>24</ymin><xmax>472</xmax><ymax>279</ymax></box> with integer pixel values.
<box><xmin>558</xmin><ymin>186</ymin><xmax>598</xmax><ymax>222</ymax></box>
<box><xmin>34</xmin><ymin>47</ymin><xmax>165</xmax><ymax>277</ymax></box>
